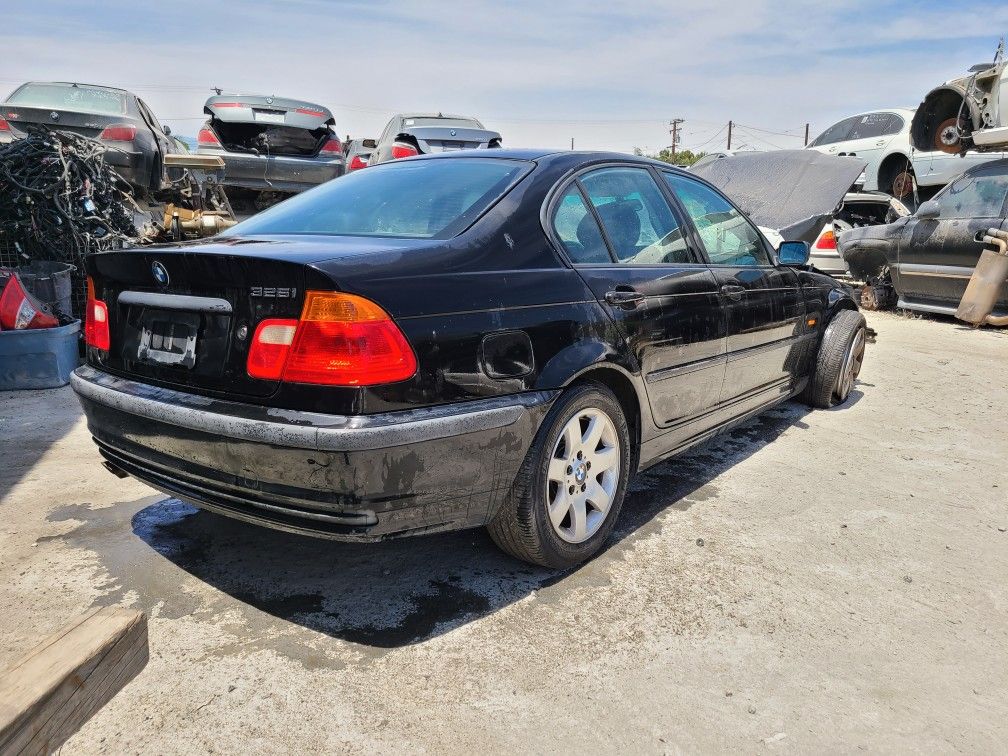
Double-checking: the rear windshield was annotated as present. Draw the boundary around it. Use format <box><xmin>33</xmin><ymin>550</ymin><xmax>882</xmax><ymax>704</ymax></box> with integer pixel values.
<box><xmin>403</xmin><ymin>117</ymin><xmax>481</xmax><ymax>129</ymax></box>
<box><xmin>5</xmin><ymin>83</ymin><xmax>127</xmax><ymax>115</ymax></box>
<box><xmin>223</xmin><ymin>158</ymin><xmax>530</xmax><ymax>239</ymax></box>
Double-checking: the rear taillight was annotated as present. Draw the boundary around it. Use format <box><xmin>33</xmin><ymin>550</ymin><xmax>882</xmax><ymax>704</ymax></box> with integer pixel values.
<box><xmin>390</xmin><ymin>142</ymin><xmax>419</xmax><ymax>159</ymax></box>
<box><xmin>0</xmin><ymin>117</ymin><xmax>10</xmax><ymax>132</ymax></box>
<box><xmin>296</xmin><ymin>107</ymin><xmax>326</xmax><ymax>117</ymax></box>
<box><xmin>814</xmin><ymin>229</ymin><xmax>837</xmax><ymax>250</ymax></box>
<box><xmin>84</xmin><ymin>277</ymin><xmax>110</xmax><ymax>350</ymax></box>
<box><xmin>210</xmin><ymin>102</ymin><xmax>244</xmax><ymax>109</ymax></box>
<box><xmin>197</xmin><ymin>127</ymin><xmax>221</xmax><ymax>146</ymax></box>
<box><xmin>348</xmin><ymin>155</ymin><xmax>369</xmax><ymax>171</ymax></box>
<box><xmin>321</xmin><ymin>136</ymin><xmax>343</xmax><ymax>154</ymax></box>
<box><xmin>246</xmin><ymin>291</ymin><xmax>417</xmax><ymax>386</ymax></box>
<box><xmin>98</xmin><ymin>124</ymin><xmax>136</xmax><ymax>142</ymax></box>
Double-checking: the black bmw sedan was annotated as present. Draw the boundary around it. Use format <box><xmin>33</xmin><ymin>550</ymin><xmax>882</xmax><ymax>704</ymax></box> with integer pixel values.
<box><xmin>72</xmin><ymin>149</ymin><xmax>866</xmax><ymax>568</ymax></box>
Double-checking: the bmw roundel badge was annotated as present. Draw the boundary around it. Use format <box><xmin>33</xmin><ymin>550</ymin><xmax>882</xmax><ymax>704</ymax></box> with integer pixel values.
<box><xmin>450</xmin><ymin>129</ymin><xmax>457</xmax><ymax>136</ymax></box>
<box><xmin>152</xmin><ymin>261</ymin><xmax>169</xmax><ymax>288</ymax></box>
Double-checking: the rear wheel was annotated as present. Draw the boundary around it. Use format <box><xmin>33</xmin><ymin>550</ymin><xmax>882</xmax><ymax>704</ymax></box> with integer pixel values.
<box><xmin>888</xmin><ymin>167</ymin><xmax>916</xmax><ymax>200</ymax></box>
<box><xmin>804</xmin><ymin>310</ymin><xmax>867</xmax><ymax>408</ymax></box>
<box><xmin>488</xmin><ymin>382</ymin><xmax>631</xmax><ymax>568</ymax></box>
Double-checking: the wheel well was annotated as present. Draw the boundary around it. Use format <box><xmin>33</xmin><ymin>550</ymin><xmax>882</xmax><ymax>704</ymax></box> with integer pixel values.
<box><xmin>878</xmin><ymin>153</ymin><xmax>913</xmax><ymax>188</ymax></box>
<box><xmin>570</xmin><ymin>367</ymin><xmax>641</xmax><ymax>469</ymax></box>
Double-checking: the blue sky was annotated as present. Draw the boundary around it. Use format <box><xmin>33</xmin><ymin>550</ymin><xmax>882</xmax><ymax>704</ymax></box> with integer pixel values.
<box><xmin>3</xmin><ymin>0</ymin><xmax>1007</xmax><ymax>153</ymax></box>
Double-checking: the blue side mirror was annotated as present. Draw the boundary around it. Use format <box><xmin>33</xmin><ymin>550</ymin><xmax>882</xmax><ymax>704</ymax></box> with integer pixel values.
<box><xmin>778</xmin><ymin>240</ymin><xmax>810</xmax><ymax>266</ymax></box>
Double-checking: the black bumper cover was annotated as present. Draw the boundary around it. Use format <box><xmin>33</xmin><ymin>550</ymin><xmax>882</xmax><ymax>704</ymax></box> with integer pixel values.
<box><xmin>71</xmin><ymin>366</ymin><xmax>555</xmax><ymax>541</ymax></box>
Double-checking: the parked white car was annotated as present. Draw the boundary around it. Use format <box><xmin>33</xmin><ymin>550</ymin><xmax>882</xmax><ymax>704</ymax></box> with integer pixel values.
<box><xmin>806</xmin><ymin>108</ymin><xmax>1008</xmax><ymax>200</ymax></box>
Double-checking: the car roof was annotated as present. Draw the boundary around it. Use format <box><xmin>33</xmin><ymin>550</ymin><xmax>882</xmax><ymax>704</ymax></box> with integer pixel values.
<box><xmin>407</xmin><ymin>148</ymin><xmax>692</xmax><ymax>172</ymax></box>
<box><xmin>396</xmin><ymin>112</ymin><xmax>478</xmax><ymax>120</ymax></box>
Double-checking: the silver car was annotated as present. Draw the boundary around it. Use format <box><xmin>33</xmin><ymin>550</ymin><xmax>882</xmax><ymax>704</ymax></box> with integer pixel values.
<box><xmin>369</xmin><ymin>113</ymin><xmax>501</xmax><ymax>165</ymax></box>
<box><xmin>195</xmin><ymin>94</ymin><xmax>344</xmax><ymax>194</ymax></box>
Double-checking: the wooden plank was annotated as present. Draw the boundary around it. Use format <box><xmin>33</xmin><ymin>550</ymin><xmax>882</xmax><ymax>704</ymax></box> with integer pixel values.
<box><xmin>0</xmin><ymin>607</ymin><xmax>148</xmax><ymax>756</ymax></box>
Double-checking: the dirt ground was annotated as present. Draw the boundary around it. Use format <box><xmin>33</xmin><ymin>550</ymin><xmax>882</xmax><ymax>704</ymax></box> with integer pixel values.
<box><xmin>1</xmin><ymin>310</ymin><xmax>1006</xmax><ymax>753</ymax></box>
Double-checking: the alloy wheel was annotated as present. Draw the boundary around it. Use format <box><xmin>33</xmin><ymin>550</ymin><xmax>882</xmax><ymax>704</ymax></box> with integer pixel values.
<box><xmin>836</xmin><ymin>327</ymin><xmax>866</xmax><ymax>401</ymax></box>
<box><xmin>545</xmin><ymin>407</ymin><xmax>621</xmax><ymax>544</ymax></box>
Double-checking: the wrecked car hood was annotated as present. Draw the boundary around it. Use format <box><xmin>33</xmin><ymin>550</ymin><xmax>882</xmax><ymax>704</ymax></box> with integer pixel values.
<box><xmin>691</xmin><ymin>149</ymin><xmax>868</xmax><ymax>243</ymax></box>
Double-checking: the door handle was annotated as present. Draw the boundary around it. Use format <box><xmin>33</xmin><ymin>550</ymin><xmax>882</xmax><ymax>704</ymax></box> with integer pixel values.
<box><xmin>720</xmin><ymin>284</ymin><xmax>745</xmax><ymax>301</ymax></box>
<box><xmin>604</xmin><ymin>289</ymin><xmax>645</xmax><ymax>309</ymax></box>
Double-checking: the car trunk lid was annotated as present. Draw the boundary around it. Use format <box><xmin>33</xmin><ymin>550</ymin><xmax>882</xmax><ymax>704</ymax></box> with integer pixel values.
<box><xmin>87</xmin><ymin>241</ymin><xmax>339</xmax><ymax>398</ymax></box>
<box><xmin>403</xmin><ymin>126</ymin><xmax>501</xmax><ymax>153</ymax></box>
<box><xmin>1</xmin><ymin>105</ymin><xmax>125</xmax><ymax>139</ymax></box>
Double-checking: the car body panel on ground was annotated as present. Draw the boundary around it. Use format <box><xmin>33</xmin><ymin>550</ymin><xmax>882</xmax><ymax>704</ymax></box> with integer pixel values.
<box><xmin>838</xmin><ymin>158</ymin><xmax>1008</xmax><ymax>316</ymax></box>
<box><xmin>73</xmin><ymin>149</ymin><xmax>858</xmax><ymax>546</ymax></box>
<box><xmin>195</xmin><ymin>94</ymin><xmax>344</xmax><ymax>193</ymax></box>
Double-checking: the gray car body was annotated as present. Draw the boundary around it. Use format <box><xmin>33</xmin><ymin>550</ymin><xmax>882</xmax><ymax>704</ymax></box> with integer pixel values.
<box><xmin>369</xmin><ymin>113</ymin><xmax>502</xmax><ymax>165</ymax></box>
<box><xmin>195</xmin><ymin>94</ymin><xmax>344</xmax><ymax>193</ymax></box>
<box><xmin>0</xmin><ymin>81</ymin><xmax>174</xmax><ymax>194</ymax></box>
<box><xmin>838</xmin><ymin>158</ymin><xmax>1008</xmax><ymax>316</ymax></box>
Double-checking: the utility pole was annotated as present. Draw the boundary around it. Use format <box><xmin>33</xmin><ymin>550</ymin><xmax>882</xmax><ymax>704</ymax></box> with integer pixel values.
<box><xmin>804</xmin><ymin>123</ymin><xmax>810</xmax><ymax>146</ymax></box>
<box><xmin>571</xmin><ymin>137</ymin><xmax>574</xmax><ymax>151</ymax></box>
<box><xmin>668</xmin><ymin>118</ymin><xmax>684</xmax><ymax>159</ymax></box>
<box><xmin>727</xmin><ymin>120</ymin><xmax>733</xmax><ymax>150</ymax></box>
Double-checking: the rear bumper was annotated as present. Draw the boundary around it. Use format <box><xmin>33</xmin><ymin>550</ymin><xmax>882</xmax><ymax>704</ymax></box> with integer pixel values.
<box><xmin>197</xmin><ymin>147</ymin><xmax>344</xmax><ymax>192</ymax></box>
<box><xmin>103</xmin><ymin>146</ymin><xmax>144</xmax><ymax>187</ymax></box>
<box><xmin>71</xmin><ymin>366</ymin><xmax>554</xmax><ymax>541</ymax></box>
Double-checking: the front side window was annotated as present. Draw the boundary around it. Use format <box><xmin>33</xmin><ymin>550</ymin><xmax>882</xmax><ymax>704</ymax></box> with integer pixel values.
<box><xmin>224</xmin><ymin>157</ymin><xmax>529</xmax><ymax>239</ymax></box>
<box><xmin>809</xmin><ymin>116</ymin><xmax>856</xmax><ymax>147</ymax></box>
<box><xmin>663</xmin><ymin>173</ymin><xmax>771</xmax><ymax>267</ymax></box>
<box><xmin>552</xmin><ymin>185</ymin><xmax>611</xmax><ymax>264</ymax></box>
<box><xmin>932</xmin><ymin>169</ymin><xmax>1008</xmax><ymax>219</ymax></box>
<box><xmin>578</xmin><ymin>167</ymin><xmax>691</xmax><ymax>265</ymax></box>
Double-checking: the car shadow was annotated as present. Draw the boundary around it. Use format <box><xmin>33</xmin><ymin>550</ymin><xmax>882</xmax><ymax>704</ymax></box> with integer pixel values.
<box><xmin>129</xmin><ymin>400</ymin><xmax>814</xmax><ymax>649</ymax></box>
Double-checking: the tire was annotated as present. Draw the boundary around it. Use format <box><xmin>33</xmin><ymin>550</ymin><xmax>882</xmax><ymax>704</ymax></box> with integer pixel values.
<box><xmin>488</xmin><ymin>382</ymin><xmax>631</xmax><ymax>569</ymax></box>
<box><xmin>805</xmin><ymin>310</ymin><xmax>867</xmax><ymax>409</ymax></box>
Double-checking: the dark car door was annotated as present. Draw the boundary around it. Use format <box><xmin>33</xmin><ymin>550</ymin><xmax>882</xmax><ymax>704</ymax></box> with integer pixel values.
<box><xmin>662</xmin><ymin>172</ymin><xmax>806</xmax><ymax>407</ymax></box>
<box><xmin>133</xmin><ymin>97</ymin><xmax>168</xmax><ymax>191</ymax></box>
<box><xmin>549</xmin><ymin>165</ymin><xmax>726</xmax><ymax>436</ymax></box>
<box><xmin>894</xmin><ymin>165</ymin><xmax>1008</xmax><ymax>312</ymax></box>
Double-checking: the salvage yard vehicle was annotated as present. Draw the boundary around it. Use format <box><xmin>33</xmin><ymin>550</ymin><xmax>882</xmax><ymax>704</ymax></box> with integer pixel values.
<box><xmin>911</xmin><ymin>41</ymin><xmax>1008</xmax><ymax>154</ymax></box>
<box><xmin>807</xmin><ymin>108</ymin><xmax>1008</xmax><ymax>200</ymax></box>
<box><xmin>195</xmin><ymin>94</ymin><xmax>345</xmax><ymax>196</ymax></box>
<box><xmin>368</xmin><ymin>112</ymin><xmax>502</xmax><ymax>165</ymax></box>
<box><xmin>0</xmin><ymin>81</ymin><xmax>177</xmax><ymax>197</ymax></box>
<box><xmin>343</xmin><ymin>137</ymin><xmax>374</xmax><ymax>172</ymax></box>
<box><xmin>71</xmin><ymin>150</ymin><xmax>864</xmax><ymax>568</ymax></box>
<box><xmin>838</xmin><ymin>158</ymin><xmax>1008</xmax><ymax>318</ymax></box>
<box><xmin>692</xmin><ymin>149</ymin><xmax>909</xmax><ymax>277</ymax></box>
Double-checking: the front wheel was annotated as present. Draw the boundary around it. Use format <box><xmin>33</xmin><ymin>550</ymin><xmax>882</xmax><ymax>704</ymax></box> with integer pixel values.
<box><xmin>804</xmin><ymin>310</ymin><xmax>867</xmax><ymax>408</ymax></box>
<box><xmin>488</xmin><ymin>382</ymin><xmax>631</xmax><ymax>568</ymax></box>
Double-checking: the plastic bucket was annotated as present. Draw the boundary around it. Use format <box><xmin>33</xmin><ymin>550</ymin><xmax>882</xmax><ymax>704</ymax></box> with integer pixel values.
<box><xmin>0</xmin><ymin>320</ymin><xmax>81</xmax><ymax>389</ymax></box>
<box><xmin>16</xmin><ymin>261</ymin><xmax>75</xmax><ymax>318</ymax></box>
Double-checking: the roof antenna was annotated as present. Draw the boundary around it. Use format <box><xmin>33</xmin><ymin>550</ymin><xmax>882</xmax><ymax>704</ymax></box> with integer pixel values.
<box><xmin>212</xmin><ymin>86</ymin><xmax>222</xmax><ymax>96</ymax></box>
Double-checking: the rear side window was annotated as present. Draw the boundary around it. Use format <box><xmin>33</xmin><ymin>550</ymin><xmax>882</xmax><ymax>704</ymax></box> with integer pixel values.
<box><xmin>578</xmin><ymin>167</ymin><xmax>691</xmax><ymax>265</ymax></box>
<box><xmin>224</xmin><ymin>158</ymin><xmax>529</xmax><ymax>239</ymax></box>
<box><xmin>6</xmin><ymin>83</ymin><xmax>126</xmax><ymax>115</ymax></box>
<box><xmin>932</xmin><ymin>170</ymin><xmax>1008</xmax><ymax>218</ymax></box>
<box><xmin>664</xmin><ymin>173</ymin><xmax>771</xmax><ymax>267</ymax></box>
<box><xmin>848</xmin><ymin>112</ymin><xmax>902</xmax><ymax>140</ymax></box>
<box><xmin>552</xmin><ymin>186</ymin><xmax>611</xmax><ymax>264</ymax></box>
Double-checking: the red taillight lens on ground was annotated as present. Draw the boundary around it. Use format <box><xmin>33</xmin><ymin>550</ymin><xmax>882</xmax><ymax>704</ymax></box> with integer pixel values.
<box><xmin>245</xmin><ymin>292</ymin><xmax>417</xmax><ymax>386</ymax></box>
<box><xmin>0</xmin><ymin>117</ymin><xmax>10</xmax><ymax>132</ymax></box>
<box><xmin>98</xmin><ymin>124</ymin><xmax>137</xmax><ymax>142</ymax></box>
<box><xmin>84</xmin><ymin>277</ymin><xmax>110</xmax><ymax>350</ymax></box>
<box><xmin>390</xmin><ymin>142</ymin><xmax>419</xmax><ymax>159</ymax></box>
<box><xmin>197</xmin><ymin>127</ymin><xmax>221</xmax><ymax>146</ymax></box>
<box><xmin>321</xmin><ymin>137</ymin><xmax>343</xmax><ymax>154</ymax></box>
<box><xmin>348</xmin><ymin>155</ymin><xmax>369</xmax><ymax>171</ymax></box>
<box><xmin>814</xmin><ymin>229</ymin><xmax>837</xmax><ymax>250</ymax></box>
<box><xmin>0</xmin><ymin>273</ymin><xmax>59</xmax><ymax>330</ymax></box>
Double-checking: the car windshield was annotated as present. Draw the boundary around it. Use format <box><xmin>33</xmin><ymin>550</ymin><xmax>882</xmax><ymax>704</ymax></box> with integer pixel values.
<box><xmin>223</xmin><ymin>157</ymin><xmax>530</xmax><ymax>239</ymax></box>
<box><xmin>5</xmin><ymin>83</ymin><xmax>127</xmax><ymax>115</ymax></box>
